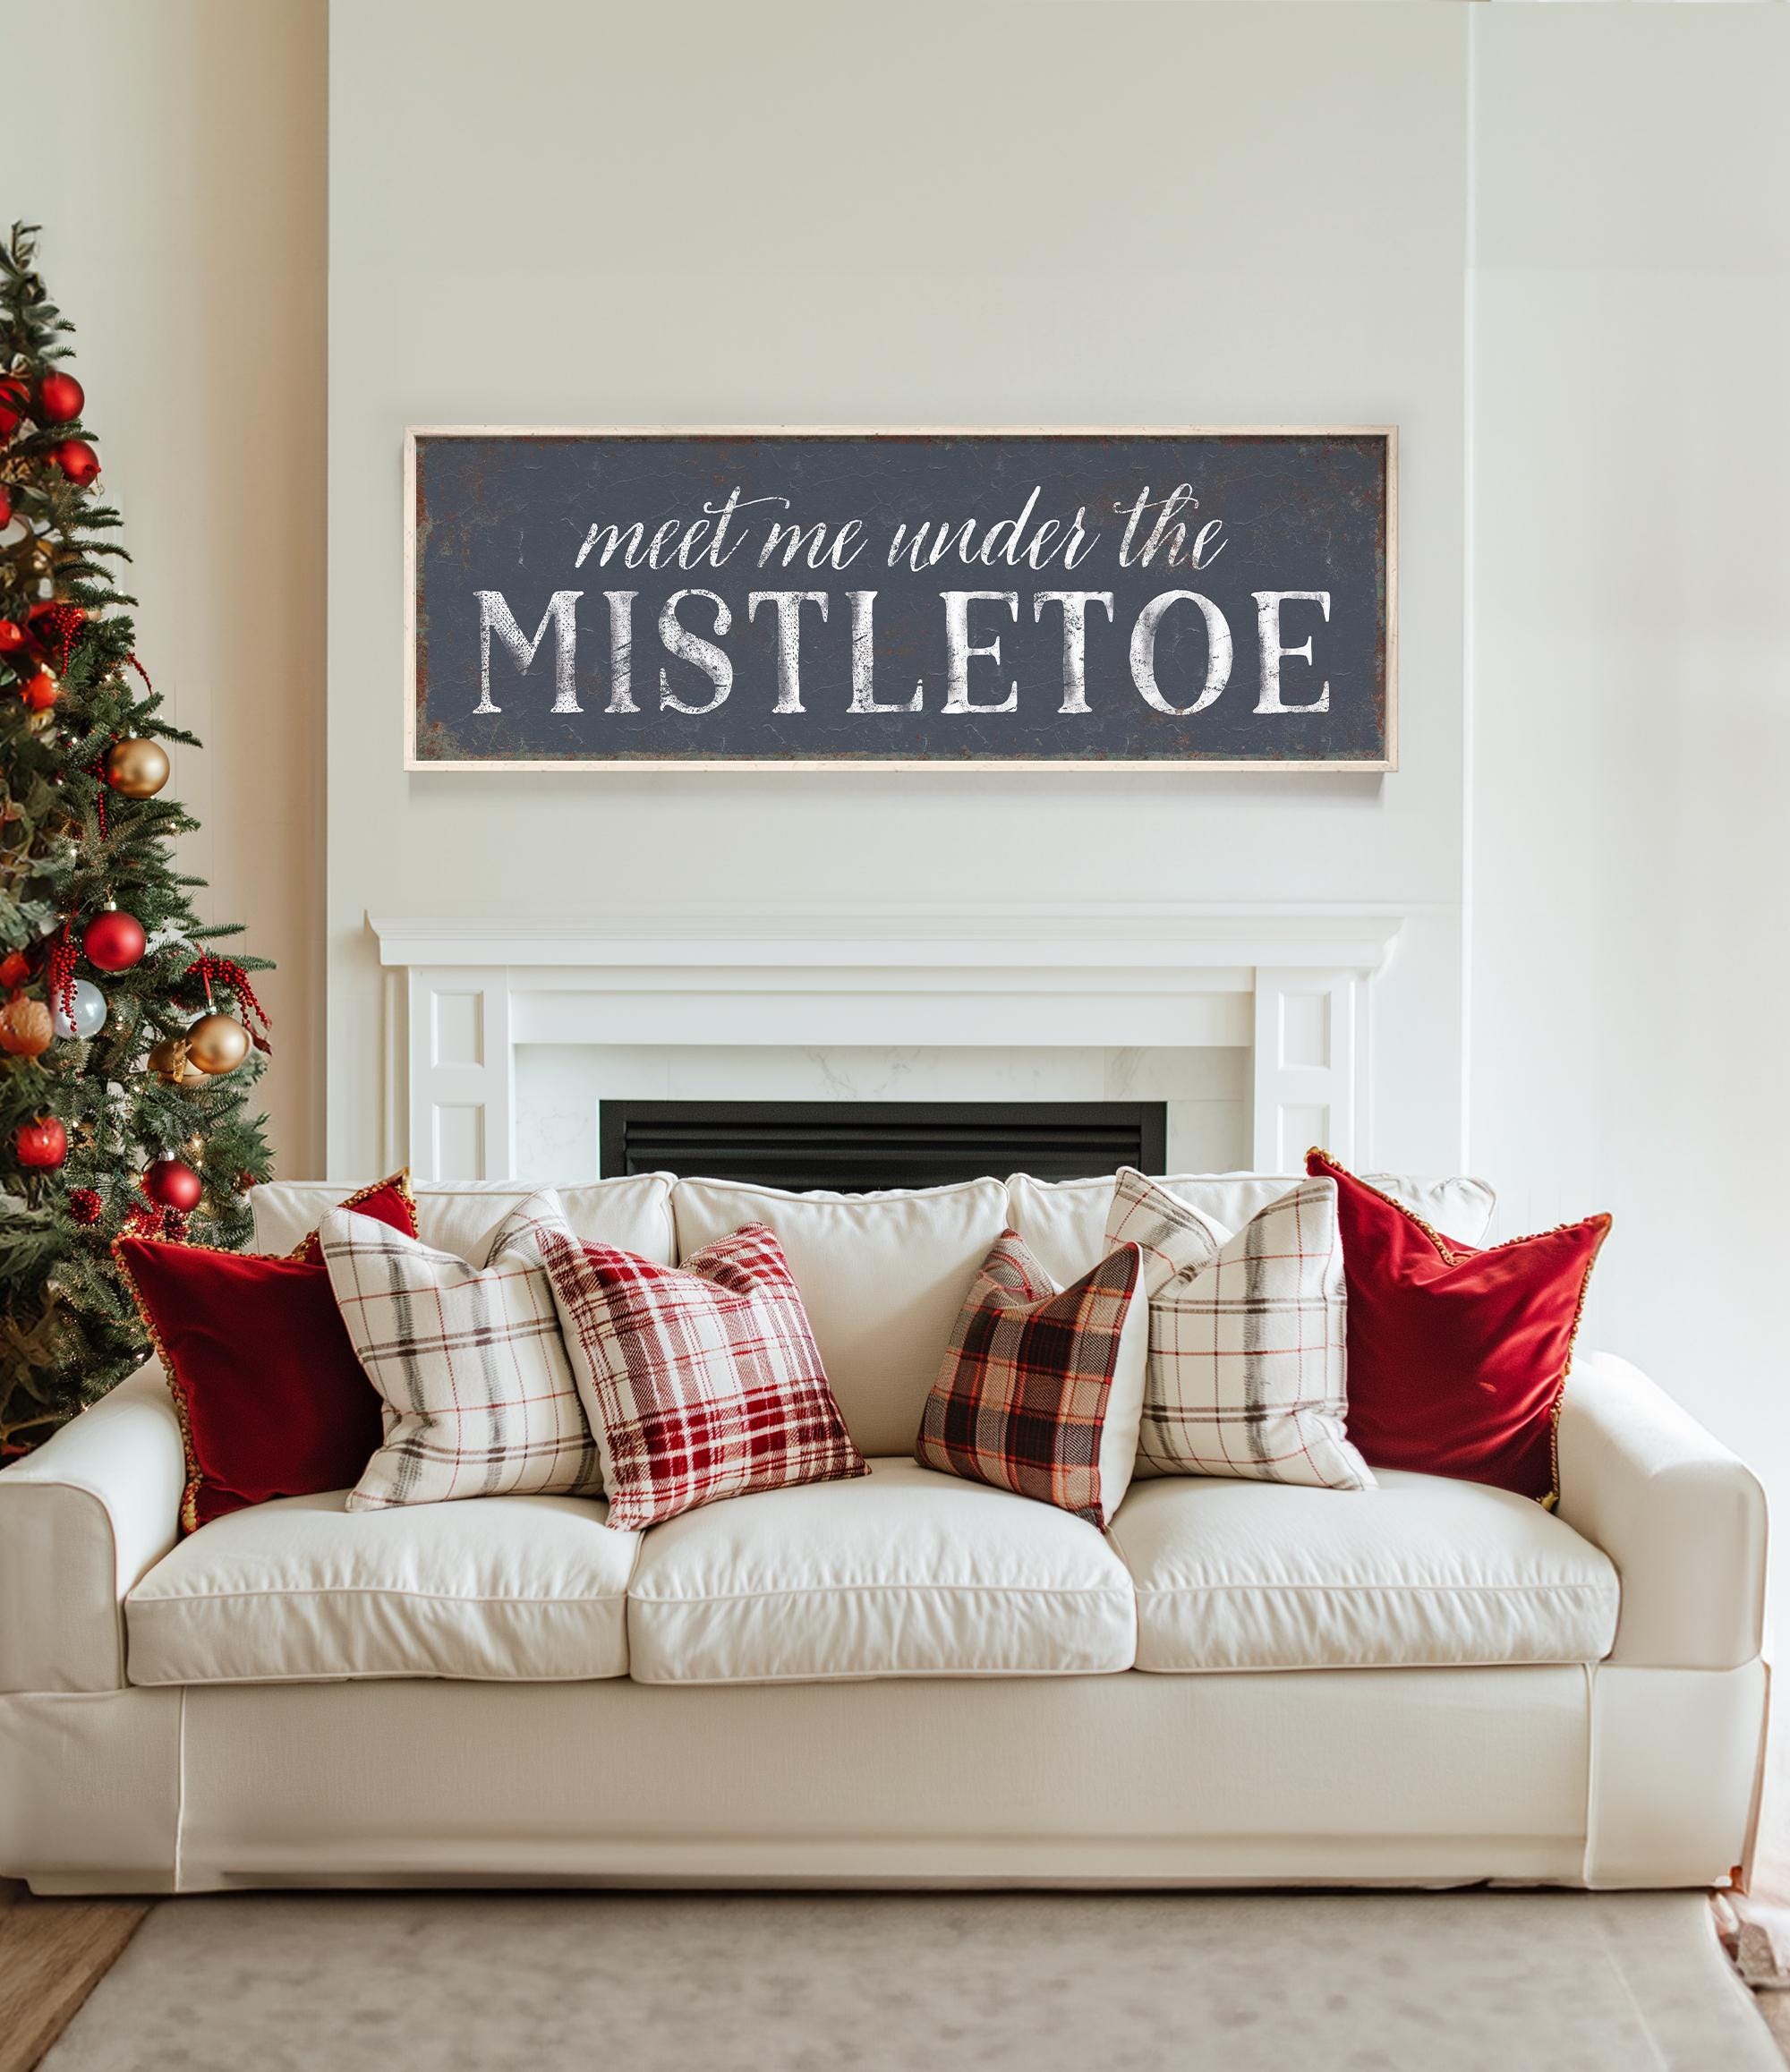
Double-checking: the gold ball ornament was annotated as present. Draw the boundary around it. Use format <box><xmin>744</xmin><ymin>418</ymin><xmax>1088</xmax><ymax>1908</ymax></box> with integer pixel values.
<box><xmin>104</xmin><ymin>737</ymin><xmax>171</xmax><ymax>799</ymax></box>
<box><xmin>184</xmin><ymin>1011</ymin><xmax>251</xmax><ymax>1076</ymax></box>
<box><xmin>0</xmin><ymin>994</ymin><xmax>54</xmax><ymax>1059</ymax></box>
<box><xmin>147</xmin><ymin>1036</ymin><xmax>209</xmax><ymax>1088</ymax></box>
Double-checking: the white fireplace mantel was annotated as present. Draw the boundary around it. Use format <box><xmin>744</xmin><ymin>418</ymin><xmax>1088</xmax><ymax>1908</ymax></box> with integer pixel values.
<box><xmin>367</xmin><ymin>905</ymin><xmax>1403</xmax><ymax>1181</ymax></box>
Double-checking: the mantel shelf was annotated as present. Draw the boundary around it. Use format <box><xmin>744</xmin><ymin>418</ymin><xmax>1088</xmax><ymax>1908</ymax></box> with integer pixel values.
<box><xmin>368</xmin><ymin>906</ymin><xmax>1403</xmax><ymax>975</ymax></box>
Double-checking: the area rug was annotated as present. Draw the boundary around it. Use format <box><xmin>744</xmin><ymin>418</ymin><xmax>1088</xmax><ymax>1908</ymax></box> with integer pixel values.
<box><xmin>40</xmin><ymin>1889</ymin><xmax>1779</xmax><ymax>2072</ymax></box>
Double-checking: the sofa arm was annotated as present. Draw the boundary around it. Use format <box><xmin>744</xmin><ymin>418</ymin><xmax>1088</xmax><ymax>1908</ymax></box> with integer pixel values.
<box><xmin>0</xmin><ymin>1361</ymin><xmax>184</xmax><ymax>1692</ymax></box>
<box><xmin>1556</xmin><ymin>1351</ymin><xmax>1767</xmax><ymax>1670</ymax></box>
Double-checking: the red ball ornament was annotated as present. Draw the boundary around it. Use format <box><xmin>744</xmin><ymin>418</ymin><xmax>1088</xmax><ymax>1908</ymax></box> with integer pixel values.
<box><xmin>0</xmin><ymin>486</ymin><xmax>12</xmax><ymax>529</ymax></box>
<box><xmin>54</xmin><ymin>439</ymin><xmax>100</xmax><ymax>487</ymax></box>
<box><xmin>0</xmin><ymin>621</ymin><xmax>22</xmax><ymax>654</ymax></box>
<box><xmin>0</xmin><ymin>376</ymin><xmax>26</xmax><ymax>437</ymax></box>
<box><xmin>0</xmin><ymin>951</ymin><xmax>29</xmax><ymax>990</ymax></box>
<box><xmin>67</xmin><ymin>1185</ymin><xmax>104</xmax><ymax>1225</ymax></box>
<box><xmin>37</xmin><ymin>371</ymin><xmax>84</xmax><ymax>424</ymax></box>
<box><xmin>143</xmin><ymin>1156</ymin><xmax>202</xmax><ymax>1213</ymax></box>
<box><xmin>15</xmin><ymin>1117</ymin><xmax>68</xmax><ymax>1170</ymax></box>
<box><xmin>20</xmin><ymin>669</ymin><xmax>56</xmax><ymax>712</ymax></box>
<box><xmin>82</xmin><ymin>908</ymin><xmax>146</xmax><ymax>973</ymax></box>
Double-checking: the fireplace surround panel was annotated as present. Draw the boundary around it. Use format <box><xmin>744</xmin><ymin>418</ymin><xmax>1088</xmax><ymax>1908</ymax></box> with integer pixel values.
<box><xmin>367</xmin><ymin>908</ymin><xmax>1402</xmax><ymax>1181</ymax></box>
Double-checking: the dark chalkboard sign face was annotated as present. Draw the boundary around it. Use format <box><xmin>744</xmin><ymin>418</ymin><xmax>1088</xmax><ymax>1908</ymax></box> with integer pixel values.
<box><xmin>405</xmin><ymin>428</ymin><xmax>1395</xmax><ymax>770</ymax></box>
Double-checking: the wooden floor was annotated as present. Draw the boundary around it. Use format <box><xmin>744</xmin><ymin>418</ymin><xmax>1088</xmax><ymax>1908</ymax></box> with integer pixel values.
<box><xmin>0</xmin><ymin>1880</ymin><xmax>149</xmax><ymax>2072</ymax></box>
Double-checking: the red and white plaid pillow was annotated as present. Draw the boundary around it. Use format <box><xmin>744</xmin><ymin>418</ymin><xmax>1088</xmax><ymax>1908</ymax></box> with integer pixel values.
<box><xmin>915</xmin><ymin>1230</ymin><xmax>1146</xmax><ymax>1527</ymax></box>
<box><xmin>534</xmin><ymin>1218</ymin><xmax>866</xmax><ymax>1531</ymax></box>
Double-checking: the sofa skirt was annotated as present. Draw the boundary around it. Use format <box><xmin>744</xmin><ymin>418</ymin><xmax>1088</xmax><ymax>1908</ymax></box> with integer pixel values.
<box><xmin>0</xmin><ymin>1659</ymin><xmax>1766</xmax><ymax>1896</ymax></box>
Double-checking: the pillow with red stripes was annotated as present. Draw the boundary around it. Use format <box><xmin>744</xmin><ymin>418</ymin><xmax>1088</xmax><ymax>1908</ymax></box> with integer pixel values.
<box><xmin>915</xmin><ymin>1230</ymin><xmax>1147</xmax><ymax>1528</ymax></box>
<box><xmin>533</xmin><ymin>1217</ymin><xmax>866</xmax><ymax>1531</ymax></box>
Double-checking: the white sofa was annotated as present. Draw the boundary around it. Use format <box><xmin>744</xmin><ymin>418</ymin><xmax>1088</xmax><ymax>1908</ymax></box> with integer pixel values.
<box><xmin>0</xmin><ymin>1170</ymin><xmax>1769</xmax><ymax>1895</ymax></box>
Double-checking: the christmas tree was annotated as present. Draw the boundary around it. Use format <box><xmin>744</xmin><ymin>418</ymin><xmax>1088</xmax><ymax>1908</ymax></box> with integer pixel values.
<box><xmin>0</xmin><ymin>223</ymin><xmax>274</xmax><ymax>1454</ymax></box>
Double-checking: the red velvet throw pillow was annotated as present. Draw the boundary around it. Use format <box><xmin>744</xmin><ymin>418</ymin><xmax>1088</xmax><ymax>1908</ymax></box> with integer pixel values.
<box><xmin>114</xmin><ymin>1174</ymin><xmax>416</xmax><ymax>1532</ymax></box>
<box><xmin>1307</xmin><ymin>1149</ymin><xmax>1610</xmax><ymax>1505</ymax></box>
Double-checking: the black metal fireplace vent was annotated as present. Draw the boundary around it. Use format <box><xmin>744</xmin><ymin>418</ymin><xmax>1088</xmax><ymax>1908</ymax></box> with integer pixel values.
<box><xmin>598</xmin><ymin>1100</ymin><xmax>1167</xmax><ymax>1194</ymax></box>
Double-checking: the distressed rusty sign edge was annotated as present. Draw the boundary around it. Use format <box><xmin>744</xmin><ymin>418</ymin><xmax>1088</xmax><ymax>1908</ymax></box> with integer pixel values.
<box><xmin>401</xmin><ymin>424</ymin><xmax>1399</xmax><ymax>774</ymax></box>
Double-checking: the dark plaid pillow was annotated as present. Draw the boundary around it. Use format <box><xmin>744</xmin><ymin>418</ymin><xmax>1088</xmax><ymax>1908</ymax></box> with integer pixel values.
<box><xmin>915</xmin><ymin>1230</ymin><xmax>1146</xmax><ymax>1527</ymax></box>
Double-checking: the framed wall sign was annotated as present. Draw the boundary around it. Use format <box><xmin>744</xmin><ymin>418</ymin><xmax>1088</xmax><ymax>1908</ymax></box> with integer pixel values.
<box><xmin>405</xmin><ymin>427</ymin><xmax>1396</xmax><ymax>771</ymax></box>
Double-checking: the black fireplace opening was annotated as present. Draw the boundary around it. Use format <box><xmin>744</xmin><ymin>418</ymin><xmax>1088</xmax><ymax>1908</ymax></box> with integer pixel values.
<box><xmin>598</xmin><ymin>1100</ymin><xmax>1167</xmax><ymax>1194</ymax></box>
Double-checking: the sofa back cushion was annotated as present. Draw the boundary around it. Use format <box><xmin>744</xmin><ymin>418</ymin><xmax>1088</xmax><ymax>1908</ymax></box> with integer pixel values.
<box><xmin>251</xmin><ymin>1172</ymin><xmax>676</xmax><ymax>1266</ymax></box>
<box><xmin>672</xmin><ymin>1177</ymin><xmax>1010</xmax><ymax>1456</ymax></box>
<box><xmin>1008</xmin><ymin>1169</ymin><xmax>1496</xmax><ymax>1286</ymax></box>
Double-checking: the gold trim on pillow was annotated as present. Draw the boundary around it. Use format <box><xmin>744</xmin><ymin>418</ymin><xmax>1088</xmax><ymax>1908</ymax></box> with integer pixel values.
<box><xmin>283</xmin><ymin>1170</ymin><xmax>416</xmax><ymax>1261</ymax></box>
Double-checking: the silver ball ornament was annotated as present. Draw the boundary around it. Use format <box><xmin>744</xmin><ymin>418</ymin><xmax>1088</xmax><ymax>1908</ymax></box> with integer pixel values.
<box><xmin>51</xmin><ymin>977</ymin><xmax>108</xmax><ymax>1041</ymax></box>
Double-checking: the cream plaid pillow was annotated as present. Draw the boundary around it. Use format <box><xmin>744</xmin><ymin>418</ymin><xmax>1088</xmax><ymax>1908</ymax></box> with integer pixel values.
<box><xmin>320</xmin><ymin>1190</ymin><xmax>602</xmax><ymax>1510</ymax></box>
<box><xmin>1105</xmin><ymin>1168</ymin><xmax>1371</xmax><ymax>1490</ymax></box>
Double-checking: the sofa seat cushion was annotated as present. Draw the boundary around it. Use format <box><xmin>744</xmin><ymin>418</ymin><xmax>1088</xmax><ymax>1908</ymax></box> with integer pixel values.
<box><xmin>126</xmin><ymin>1490</ymin><xmax>638</xmax><ymax>1686</ymax></box>
<box><xmin>626</xmin><ymin>1456</ymin><xmax>1137</xmax><ymax>1684</ymax></box>
<box><xmin>1108</xmin><ymin>1471</ymin><xmax>1618</xmax><ymax>1673</ymax></box>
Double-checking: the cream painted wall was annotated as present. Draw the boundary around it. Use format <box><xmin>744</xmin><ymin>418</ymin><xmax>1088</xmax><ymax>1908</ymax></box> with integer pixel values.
<box><xmin>0</xmin><ymin>0</ymin><xmax>328</xmax><ymax>1177</ymax></box>
<box><xmin>326</xmin><ymin>0</ymin><xmax>1470</xmax><ymax>1178</ymax></box>
<box><xmin>1469</xmin><ymin>6</ymin><xmax>1790</xmax><ymax>1593</ymax></box>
